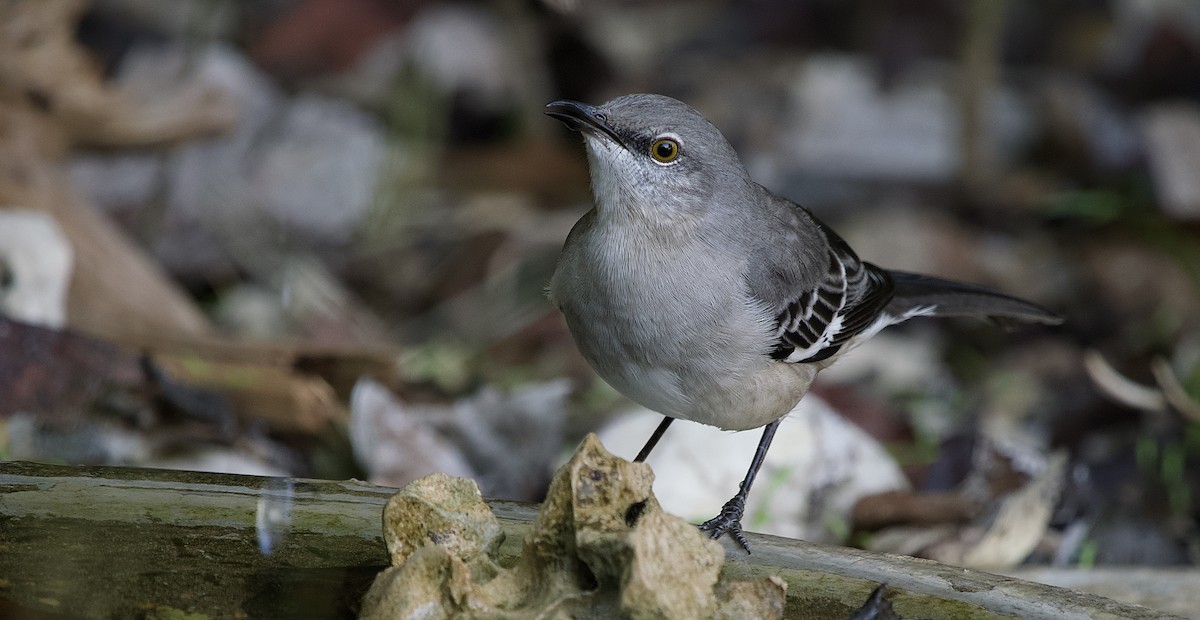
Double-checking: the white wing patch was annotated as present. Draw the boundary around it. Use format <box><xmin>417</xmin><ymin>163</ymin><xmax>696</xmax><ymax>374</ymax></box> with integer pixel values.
<box><xmin>777</xmin><ymin>257</ymin><xmax>850</xmax><ymax>362</ymax></box>
<box><xmin>769</xmin><ymin>249</ymin><xmax>897</xmax><ymax>364</ymax></box>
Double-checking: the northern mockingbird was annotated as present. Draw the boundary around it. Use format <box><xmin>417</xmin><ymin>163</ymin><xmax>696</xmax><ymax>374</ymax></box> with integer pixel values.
<box><xmin>545</xmin><ymin>93</ymin><xmax>1061</xmax><ymax>552</ymax></box>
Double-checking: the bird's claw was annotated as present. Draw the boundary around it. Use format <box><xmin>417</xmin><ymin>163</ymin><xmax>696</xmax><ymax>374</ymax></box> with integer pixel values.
<box><xmin>698</xmin><ymin>494</ymin><xmax>752</xmax><ymax>553</ymax></box>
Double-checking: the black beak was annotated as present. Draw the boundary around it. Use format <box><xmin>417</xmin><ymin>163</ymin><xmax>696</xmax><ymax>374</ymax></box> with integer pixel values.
<box><xmin>545</xmin><ymin>100</ymin><xmax>625</xmax><ymax>148</ymax></box>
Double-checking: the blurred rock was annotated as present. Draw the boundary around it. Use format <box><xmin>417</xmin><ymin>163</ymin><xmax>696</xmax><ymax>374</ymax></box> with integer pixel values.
<box><xmin>1141</xmin><ymin>102</ymin><xmax>1200</xmax><ymax>220</ymax></box>
<box><xmin>67</xmin><ymin>153</ymin><xmax>163</xmax><ymax>215</ymax></box>
<box><xmin>119</xmin><ymin>223</ymin><xmax>396</xmax><ymax>346</ymax></box>
<box><xmin>100</xmin><ymin>43</ymin><xmax>281</xmax><ymax>278</ymax></box>
<box><xmin>431</xmin><ymin>379</ymin><xmax>572</xmax><ymax>501</ymax></box>
<box><xmin>5</xmin><ymin>411</ymin><xmax>150</xmax><ymax>465</ymax></box>
<box><xmin>249</xmin><ymin>94</ymin><xmax>385</xmax><ymax>242</ymax></box>
<box><xmin>596</xmin><ymin>395</ymin><xmax>909</xmax><ymax>543</ymax></box>
<box><xmin>0</xmin><ymin>210</ymin><xmax>72</xmax><ymax>328</ymax></box>
<box><xmin>210</xmin><ymin>283</ymin><xmax>290</xmax><ymax>339</ymax></box>
<box><xmin>572</xmin><ymin>1</ymin><xmax>723</xmax><ymax>79</ymax></box>
<box><xmin>401</xmin><ymin>4</ymin><xmax>517</xmax><ymax>115</ymax></box>
<box><xmin>255</xmin><ymin>0</ymin><xmax>524</xmax><ymax>139</ymax></box>
<box><xmin>349</xmin><ymin>377</ymin><xmax>476</xmax><ymax>488</ymax></box>
<box><xmin>7</xmin><ymin>406</ymin><xmax>294</xmax><ymax>478</ymax></box>
<box><xmin>349</xmin><ymin>357</ymin><xmax>569</xmax><ymax>499</ymax></box>
<box><xmin>92</xmin><ymin>43</ymin><xmax>393</xmax><ymax>275</ymax></box>
<box><xmin>774</xmin><ymin>54</ymin><xmax>1034</xmax><ymax>183</ymax></box>
<box><xmin>0</xmin><ymin>1</ymin><xmax>222</xmax><ymax>345</ymax></box>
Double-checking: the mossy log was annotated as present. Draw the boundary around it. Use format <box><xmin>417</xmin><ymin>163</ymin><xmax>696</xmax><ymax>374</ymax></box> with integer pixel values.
<box><xmin>0</xmin><ymin>461</ymin><xmax>1180</xmax><ymax>619</ymax></box>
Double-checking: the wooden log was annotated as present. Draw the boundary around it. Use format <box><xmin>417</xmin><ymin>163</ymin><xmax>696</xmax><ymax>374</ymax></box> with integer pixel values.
<box><xmin>0</xmin><ymin>461</ymin><xmax>1181</xmax><ymax>619</ymax></box>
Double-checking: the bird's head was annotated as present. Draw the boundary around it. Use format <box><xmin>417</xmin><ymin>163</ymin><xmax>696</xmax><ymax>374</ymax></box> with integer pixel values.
<box><xmin>546</xmin><ymin>94</ymin><xmax>752</xmax><ymax>224</ymax></box>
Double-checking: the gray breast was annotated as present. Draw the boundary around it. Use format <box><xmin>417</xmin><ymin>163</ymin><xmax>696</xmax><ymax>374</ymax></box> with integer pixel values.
<box><xmin>551</xmin><ymin>221</ymin><xmax>778</xmax><ymax>422</ymax></box>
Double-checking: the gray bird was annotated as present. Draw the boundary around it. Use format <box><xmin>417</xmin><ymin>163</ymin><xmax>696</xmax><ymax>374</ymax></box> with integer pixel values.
<box><xmin>545</xmin><ymin>93</ymin><xmax>1061</xmax><ymax>552</ymax></box>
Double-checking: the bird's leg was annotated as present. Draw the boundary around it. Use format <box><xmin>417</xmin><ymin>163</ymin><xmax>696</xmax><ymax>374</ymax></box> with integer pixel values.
<box><xmin>698</xmin><ymin>418</ymin><xmax>781</xmax><ymax>553</ymax></box>
<box><xmin>634</xmin><ymin>416</ymin><xmax>674</xmax><ymax>462</ymax></box>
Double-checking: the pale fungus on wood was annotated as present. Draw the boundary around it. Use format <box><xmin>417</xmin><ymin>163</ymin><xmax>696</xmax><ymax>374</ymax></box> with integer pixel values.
<box><xmin>360</xmin><ymin>434</ymin><xmax>787</xmax><ymax>619</ymax></box>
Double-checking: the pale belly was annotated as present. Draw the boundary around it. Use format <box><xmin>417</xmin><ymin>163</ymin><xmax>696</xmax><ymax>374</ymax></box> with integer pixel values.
<box><xmin>589</xmin><ymin>351</ymin><xmax>818</xmax><ymax>430</ymax></box>
<box><xmin>551</xmin><ymin>245</ymin><xmax>818</xmax><ymax>431</ymax></box>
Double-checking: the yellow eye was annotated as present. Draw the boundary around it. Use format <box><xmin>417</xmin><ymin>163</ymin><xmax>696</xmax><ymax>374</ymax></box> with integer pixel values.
<box><xmin>650</xmin><ymin>137</ymin><xmax>680</xmax><ymax>163</ymax></box>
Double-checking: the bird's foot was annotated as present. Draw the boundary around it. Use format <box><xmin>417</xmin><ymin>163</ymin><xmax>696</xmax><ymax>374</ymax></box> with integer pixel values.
<box><xmin>698</xmin><ymin>493</ymin><xmax>751</xmax><ymax>553</ymax></box>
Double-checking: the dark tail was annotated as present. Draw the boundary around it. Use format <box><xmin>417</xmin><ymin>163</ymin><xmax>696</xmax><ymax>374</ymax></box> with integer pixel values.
<box><xmin>884</xmin><ymin>271</ymin><xmax>1063</xmax><ymax>325</ymax></box>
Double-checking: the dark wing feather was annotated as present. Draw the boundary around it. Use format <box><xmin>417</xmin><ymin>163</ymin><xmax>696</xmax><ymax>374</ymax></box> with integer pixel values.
<box><xmin>770</xmin><ymin>222</ymin><xmax>895</xmax><ymax>363</ymax></box>
<box><xmin>884</xmin><ymin>271</ymin><xmax>1062</xmax><ymax>325</ymax></box>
